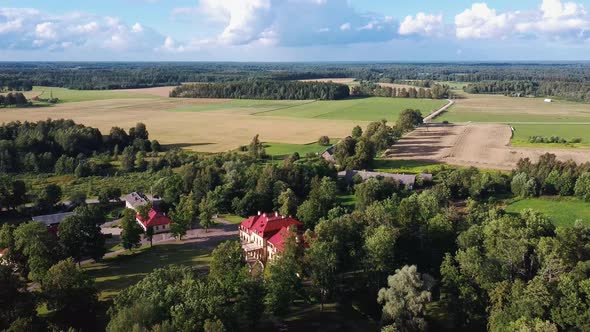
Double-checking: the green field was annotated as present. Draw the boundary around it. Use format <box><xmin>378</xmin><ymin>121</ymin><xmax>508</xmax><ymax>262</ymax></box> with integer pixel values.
<box><xmin>259</xmin><ymin>97</ymin><xmax>446</xmax><ymax>122</ymax></box>
<box><xmin>511</xmin><ymin>124</ymin><xmax>590</xmax><ymax>148</ymax></box>
<box><xmin>30</xmin><ymin>86</ymin><xmax>156</xmax><ymax>103</ymax></box>
<box><xmin>264</xmin><ymin>141</ymin><xmax>330</xmax><ymax>159</ymax></box>
<box><xmin>170</xmin><ymin>97</ymin><xmax>446</xmax><ymax>122</ymax></box>
<box><xmin>505</xmin><ymin>197</ymin><xmax>590</xmax><ymax>227</ymax></box>
<box><xmin>85</xmin><ymin>244</ymin><xmax>211</xmax><ymax>300</ymax></box>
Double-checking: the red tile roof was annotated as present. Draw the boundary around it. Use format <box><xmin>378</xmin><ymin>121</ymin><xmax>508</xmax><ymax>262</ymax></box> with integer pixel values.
<box><xmin>240</xmin><ymin>212</ymin><xmax>303</xmax><ymax>252</ymax></box>
<box><xmin>0</xmin><ymin>248</ymin><xmax>7</xmax><ymax>256</ymax></box>
<box><xmin>137</xmin><ymin>209</ymin><xmax>172</xmax><ymax>228</ymax></box>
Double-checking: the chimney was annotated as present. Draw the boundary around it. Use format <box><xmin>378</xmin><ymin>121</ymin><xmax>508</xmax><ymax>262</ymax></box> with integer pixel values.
<box><xmin>275</xmin><ymin>211</ymin><xmax>278</xmax><ymax>217</ymax></box>
<box><xmin>257</xmin><ymin>211</ymin><xmax>261</xmax><ymax>216</ymax></box>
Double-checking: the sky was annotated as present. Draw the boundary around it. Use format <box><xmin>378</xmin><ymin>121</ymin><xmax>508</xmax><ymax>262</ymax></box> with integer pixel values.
<box><xmin>1</xmin><ymin>0</ymin><xmax>590</xmax><ymax>61</ymax></box>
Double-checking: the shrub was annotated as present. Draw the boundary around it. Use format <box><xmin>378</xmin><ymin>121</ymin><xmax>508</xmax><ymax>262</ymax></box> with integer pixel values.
<box><xmin>574</xmin><ymin>172</ymin><xmax>590</xmax><ymax>202</ymax></box>
<box><xmin>318</xmin><ymin>136</ymin><xmax>331</xmax><ymax>146</ymax></box>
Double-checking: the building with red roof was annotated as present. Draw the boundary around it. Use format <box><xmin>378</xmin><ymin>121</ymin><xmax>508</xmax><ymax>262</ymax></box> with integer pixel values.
<box><xmin>136</xmin><ymin>208</ymin><xmax>172</xmax><ymax>233</ymax></box>
<box><xmin>239</xmin><ymin>212</ymin><xmax>303</xmax><ymax>263</ymax></box>
<box><xmin>0</xmin><ymin>248</ymin><xmax>8</xmax><ymax>265</ymax></box>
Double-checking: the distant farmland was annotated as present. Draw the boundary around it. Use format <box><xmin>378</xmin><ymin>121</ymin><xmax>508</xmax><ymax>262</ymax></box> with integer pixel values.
<box><xmin>0</xmin><ymin>87</ymin><xmax>446</xmax><ymax>152</ymax></box>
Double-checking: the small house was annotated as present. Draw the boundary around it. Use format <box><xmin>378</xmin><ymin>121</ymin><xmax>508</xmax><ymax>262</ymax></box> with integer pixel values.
<box><xmin>136</xmin><ymin>208</ymin><xmax>172</xmax><ymax>233</ymax></box>
<box><xmin>338</xmin><ymin>170</ymin><xmax>432</xmax><ymax>190</ymax></box>
<box><xmin>544</xmin><ymin>99</ymin><xmax>553</xmax><ymax>103</ymax></box>
<box><xmin>124</xmin><ymin>192</ymin><xmax>149</xmax><ymax>211</ymax></box>
<box><xmin>32</xmin><ymin>212</ymin><xmax>75</xmax><ymax>233</ymax></box>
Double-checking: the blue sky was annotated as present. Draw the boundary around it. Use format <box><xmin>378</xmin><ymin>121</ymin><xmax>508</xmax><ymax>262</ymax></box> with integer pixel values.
<box><xmin>1</xmin><ymin>0</ymin><xmax>590</xmax><ymax>61</ymax></box>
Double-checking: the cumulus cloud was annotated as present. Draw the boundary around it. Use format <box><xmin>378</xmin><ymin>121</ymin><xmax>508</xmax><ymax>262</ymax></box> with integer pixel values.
<box><xmin>455</xmin><ymin>0</ymin><xmax>590</xmax><ymax>40</ymax></box>
<box><xmin>399</xmin><ymin>13</ymin><xmax>445</xmax><ymax>36</ymax></box>
<box><xmin>0</xmin><ymin>8</ymin><xmax>165</xmax><ymax>51</ymax></box>
<box><xmin>197</xmin><ymin>0</ymin><xmax>397</xmax><ymax>46</ymax></box>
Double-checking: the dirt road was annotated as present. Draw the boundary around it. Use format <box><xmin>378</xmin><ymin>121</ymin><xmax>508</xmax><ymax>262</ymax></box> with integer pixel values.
<box><xmin>385</xmin><ymin>123</ymin><xmax>590</xmax><ymax>170</ymax></box>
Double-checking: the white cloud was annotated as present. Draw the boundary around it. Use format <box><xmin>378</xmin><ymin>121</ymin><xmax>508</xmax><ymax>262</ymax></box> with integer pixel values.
<box><xmin>455</xmin><ymin>3</ymin><xmax>516</xmax><ymax>39</ymax></box>
<box><xmin>196</xmin><ymin>0</ymin><xmax>397</xmax><ymax>46</ymax></box>
<box><xmin>399</xmin><ymin>13</ymin><xmax>444</xmax><ymax>36</ymax></box>
<box><xmin>455</xmin><ymin>0</ymin><xmax>590</xmax><ymax>40</ymax></box>
<box><xmin>0</xmin><ymin>8</ymin><xmax>165</xmax><ymax>51</ymax></box>
<box><xmin>340</xmin><ymin>22</ymin><xmax>351</xmax><ymax>31</ymax></box>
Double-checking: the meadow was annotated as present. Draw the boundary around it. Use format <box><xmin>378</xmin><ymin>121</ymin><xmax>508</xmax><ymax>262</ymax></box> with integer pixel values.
<box><xmin>264</xmin><ymin>141</ymin><xmax>331</xmax><ymax>159</ymax></box>
<box><xmin>505</xmin><ymin>197</ymin><xmax>590</xmax><ymax>227</ymax></box>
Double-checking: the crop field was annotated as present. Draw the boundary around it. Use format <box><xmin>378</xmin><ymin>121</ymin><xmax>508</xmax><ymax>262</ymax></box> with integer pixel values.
<box><xmin>436</xmin><ymin>94</ymin><xmax>590</xmax><ymax>124</ymax></box>
<box><xmin>505</xmin><ymin>197</ymin><xmax>590</xmax><ymax>227</ymax></box>
<box><xmin>264</xmin><ymin>141</ymin><xmax>330</xmax><ymax>159</ymax></box>
<box><xmin>0</xmin><ymin>86</ymin><xmax>449</xmax><ymax>152</ymax></box>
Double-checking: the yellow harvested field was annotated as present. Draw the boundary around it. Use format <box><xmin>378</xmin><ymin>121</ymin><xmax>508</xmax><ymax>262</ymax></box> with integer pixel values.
<box><xmin>0</xmin><ymin>98</ymin><xmax>364</xmax><ymax>152</ymax></box>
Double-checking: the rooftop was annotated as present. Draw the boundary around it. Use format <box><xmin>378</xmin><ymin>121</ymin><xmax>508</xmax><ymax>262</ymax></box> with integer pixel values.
<box><xmin>32</xmin><ymin>212</ymin><xmax>75</xmax><ymax>226</ymax></box>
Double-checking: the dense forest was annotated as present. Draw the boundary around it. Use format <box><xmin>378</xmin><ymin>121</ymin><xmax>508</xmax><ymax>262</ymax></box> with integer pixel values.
<box><xmin>0</xmin><ymin>119</ymin><xmax>158</xmax><ymax>175</ymax></box>
<box><xmin>170</xmin><ymin>81</ymin><xmax>351</xmax><ymax>100</ymax></box>
<box><xmin>464</xmin><ymin>80</ymin><xmax>590</xmax><ymax>102</ymax></box>
<box><xmin>5</xmin><ymin>62</ymin><xmax>590</xmax><ymax>90</ymax></box>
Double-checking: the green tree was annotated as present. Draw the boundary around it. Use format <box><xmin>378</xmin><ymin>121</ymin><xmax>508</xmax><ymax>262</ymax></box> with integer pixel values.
<box><xmin>0</xmin><ymin>265</ymin><xmax>35</xmax><ymax>330</ymax></box>
<box><xmin>42</xmin><ymin>258</ymin><xmax>98</xmax><ymax>329</ymax></box>
<box><xmin>305</xmin><ymin>239</ymin><xmax>337</xmax><ymax>310</ymax></box>
<box><xmin>36</xmin><ymin>184</ymin><xmax>62</xmax><ymax>211</ymax></box>
<box><xmin>199</xmin><ymin>196</ymin><xmax>216</xmax><ymax>233</ymax></box>
<box><xmin>278</xmin><ymin>188</ymin><xmax>298</xmax><ymax>217</ymax></box>
<box><xmin>377</xmin><ymin>265</ymin><xmax>432</xmax><ymax>332</ymax></box>
<box><xmin>249</xmin><ymin>134</ymin><xmax>266</xmax><ymax>160</ymax></box>
<box><xmin>352</xmin><ymin>125</ymin><xmax>363</xmax><ymax>138</ymax></box>
<box><xmin>209</xmin><ymin>240</ymin><xmax>248</xmax><ymax>294</ymax></box>
<box><xmin>364</xmin><ymin>225</ymin><xmax>399</xmax><ymax>276</ymax></box>
<box><xmin>14</xmin><ymin>221</ymin><xmax>59</xmax><ymax>282</ymax></box>
<box><xmin>120</xmin><ymin>146</ymin><xmax>136</xmax><ymax>172</ymax></box>
<box><xmin>120</xmin><ymin>209</ymin><xmax>142</xmax><ymax>250</ymax></box>
<box><xmin>68</xmin><ymin>190</ymin><xmax>87</xmax><ymax>207</ymax></box>
<box><xmin>397</xmin><ymin>109</ymin><xmax>423</xmax><ymax>133</ymax></box>
<box><xmin>58</xmin><ymin>206</ymin><xmax>106</xmax><ymax>264</ymax></box>
<box><xmin>318</xmin><ymin>136</ymin><xmax>330</xmax><ymax>146</ymax></box>
<box><xmin>169</xmin><ymin>192</ymin><xmax>196</xmax><ymax>239</ymax></box>
<box><xmin>575</xmin><ymin>172</ymin><xmax>590</xmax><ymax>201</ymax></box>
<box><xmin>264</xmin><ymin>232</ymin><xmax>303</xmax><ymax>316</ymax></box>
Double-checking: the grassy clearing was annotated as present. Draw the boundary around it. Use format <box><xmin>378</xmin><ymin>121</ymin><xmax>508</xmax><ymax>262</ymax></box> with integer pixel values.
<box><xmin>436</xmin><ymin>94</ymin><xmax>590</xmax><ymax>123</ymax></box>
<box><xmin>259</xmin><ymin>97</ymin><xmax>446</xmax><ymax>122</ymax></box>
<box><xmin>29</xmin><ymin>86</ymin><xmax>158</xmax><ymax>103</ymax></box>
<box><xmin>85</xmin><ymin>244</ymin><xmax>212</xmax><ymax>300</ymax></box>
<box><xmin>372</xmin><ymin>159</ymin><xmax>443</xmax><ymax>174</ymax></box>
<box><xmin>511</xmin><ymin>124</ymin><xmax>590</xmax><ymax>148</ymax></box>
<box><xmin>505</xmin><ymin>196</ymin><xmax>590</xmax><ymax>228</ymax></box>
<box><xmin>280</xmin><ymin>301</ymin><xmax>378</xmax><ymax>332</ymax></box>
<box><xmin>264</xmin><ymin>141</ymin><xmax>330</xmax><ymax>159</ymax></box>
<box><xmin>216</xmin><ymin>214</ymin><xmax>244</xmax><ymax>224</ymax></box>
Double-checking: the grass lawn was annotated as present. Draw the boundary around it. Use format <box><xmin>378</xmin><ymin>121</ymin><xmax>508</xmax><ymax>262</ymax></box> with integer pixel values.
<box><xmin>337</xmin><ymin>193</ymin><xmax>357</xmax><ymax>208</ymax></box>
<box><xmin>279</xmin><ymin>301</ymin><xmax>378</xmax><ymax>332</ymax></box>
<box><xmin>85</xmin><ymin>244</ymin><xmax>212</xmax><ymax>301</ymax></box>
<box><xmin>511</xmin><ymin>124</ymin><xmax>590</xmax><ymax>148</ymax></box>
<box><xmin>259</xmin><ymin>97</ymin><xmax>446</xmax><ymax>122</ymax></box>
<box><xmin>264</xmin><ymin>141</ymin><xmax>330</xmax><ymax>159</ymax></box>
<box><xmin>216</xmin><ymin>214</ymin><xmax>245</xmax><ymax>224</ymax></box>
<box><xmin>372</xmin><ymin>159</ymin><xmax>443</xmax><ymax>174</ymax></box>
<box><xmin>29</xmin><ymin>86</ymin><xmax>158</xmax><ymax>103</ymax></box>
<box><xmin>505</xmin><ymin>196</ymin><xmax>590</xmax><ymax>227</ymax></box>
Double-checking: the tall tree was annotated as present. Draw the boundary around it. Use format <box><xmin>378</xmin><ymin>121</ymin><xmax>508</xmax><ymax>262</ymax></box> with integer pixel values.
<box><xmin>169</xmin><ymin>192</ymin><xmax>196</xmax><ymax>239</ymax></box>
<box><xmin>0</xmin><ymin>265</ymin><xmax>35</xmax><ymax>331</ymax></box>
<box><xmin>120</xmin><ymin>209</ymin><xmax>142</xmax><ymax>250</ymax></box>
<box><xmin>58</xmin><ymin>205</ymin><xmax>106</xmax><ymax>264</ymax></box>
<box><xmin>42</xmin><ymin>258</ymin><xmax>98</xmax><ymax>329</ymax></box>
<box><xmin>377</xmin><ymin>265</ymin><xmax>432</xmax><ymax>332</ymax></box>
<box><xmin>305</xmin><ymin>239</ymin><xmax>337</xmax><ymax>311</ymax></box>
<box><xmin>278</xmin><ymin>188</ymin><xmax>298</xmax><ymax>217</ymax></box>
<box><xmin>13</xmin><ymin>222</ymin><xmax>60</xmax><ymax>282</ymax></box>
<box><xmin>199</xmin><ymin>195</ymin><xmax>216</xmax><ymax>233</ymax></box>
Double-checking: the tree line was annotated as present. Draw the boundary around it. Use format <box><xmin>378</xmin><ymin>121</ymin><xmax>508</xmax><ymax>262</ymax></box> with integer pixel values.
<box><xmin>0</xmin><ymin>92</ymin><xmax>29</xmax><ymax>107</ymax></box>
<box><xmin>351</xmin><ymin>81</ymin><xmax>451</xmax><ymax>99</ymax></box>
<box><xmin>464</xmin><ymin>80</ymin><xmax>590</xmax><ymax>102</ymax></box>
<box><xmin>6</xmin><ymin>62</ymin><xmax>590</xmax><ymax>91</ymax></box>
<box><xmin>170</xmin><ymin>81</ymin><xmax>351</xmax><ymax>100</ymax></box>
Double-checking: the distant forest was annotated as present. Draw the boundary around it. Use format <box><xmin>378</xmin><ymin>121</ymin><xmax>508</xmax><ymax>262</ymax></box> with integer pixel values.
<box><xmin>5</xmin><ymin>62</ymin><xmax>590</xmax><ymax>91</ymax></box>
<box><xmin>464</xmin><ymin>80</ymin><xmax>590</xmax><ymax>102</ymax></box>
<box><xmin>170</xmin><ymin>81</ymin><xmax>350</xmax><ymax>100</ymax></box>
